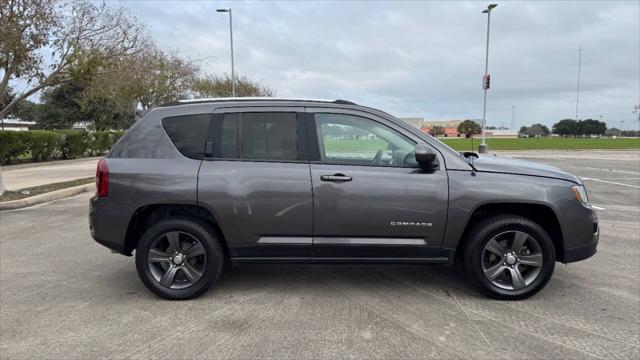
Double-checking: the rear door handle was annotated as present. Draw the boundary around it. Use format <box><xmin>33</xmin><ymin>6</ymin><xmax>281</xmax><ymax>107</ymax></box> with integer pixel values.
<box><xmin>321</xmin><ymin>174</ymin><xmax>352</xmax><ymax>182</ymax></box>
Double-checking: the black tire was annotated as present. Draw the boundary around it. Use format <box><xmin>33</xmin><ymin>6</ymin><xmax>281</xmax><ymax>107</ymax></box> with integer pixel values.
<box><xmin>463</xmin><ymin>215</ymin><xmax>555</xmax><ymax>300</ymax></box>
<box><xmin>135</xmin><ymin>218</ymin><xmax>224</xmax><ymax>300</ymax></box>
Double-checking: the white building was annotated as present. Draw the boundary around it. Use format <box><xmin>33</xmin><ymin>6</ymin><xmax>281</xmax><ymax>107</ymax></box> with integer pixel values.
<box><xmin>0</xmin><ymin>118</ymin><xmax>36</xmax><ymax>131</ymax></box>
<box><xmin>484</xmin><ymin>129</ymin><xmax>518</xmax><ymax>138</ymax></box>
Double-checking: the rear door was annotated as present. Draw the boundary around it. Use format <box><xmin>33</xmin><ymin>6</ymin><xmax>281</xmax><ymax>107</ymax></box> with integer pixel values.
<box><xmin>197</xmin><ymin>107</ymin><xmax>313</xmax><ymax>258</ymax></box>
<box><xmin>308</xmin><ymin>109</ymin><xmax>448</xmax><ymax>259</ymax></box>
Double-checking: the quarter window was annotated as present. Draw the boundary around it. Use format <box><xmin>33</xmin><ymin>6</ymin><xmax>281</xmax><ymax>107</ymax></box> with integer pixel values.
<box><xmin>314</xmin><ymin>113</ymin><xmax>417</xmax><ymax>167</ymax></box>
<box><xmin>162</xmin><ymin>114</ymin><xmax>211</xmax><ymax>159</ymax></box>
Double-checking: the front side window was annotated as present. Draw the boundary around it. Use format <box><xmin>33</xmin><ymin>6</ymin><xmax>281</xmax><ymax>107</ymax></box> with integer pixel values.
<box><xmin>314</xmin><ymin>113</ymin><xmax>417</xmax><ymax>167</ymax></box>
<box><xmin>214</xmin><ymin>112</ymin><xmax>299</xmax><ymax>161</ymax></box>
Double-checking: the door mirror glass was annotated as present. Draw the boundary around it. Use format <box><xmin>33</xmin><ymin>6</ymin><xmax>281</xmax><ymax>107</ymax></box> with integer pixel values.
<box><xmin>415</xmin><ymin>143</ymin><xmax>439</xmax><ymax>168</ymax></box>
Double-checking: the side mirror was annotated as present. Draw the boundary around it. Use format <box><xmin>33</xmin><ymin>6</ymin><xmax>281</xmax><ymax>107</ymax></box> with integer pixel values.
<box><xmin>415</xmin><ymin>143</ymin><xmax>439</xmax><ymax>169</ymax></box>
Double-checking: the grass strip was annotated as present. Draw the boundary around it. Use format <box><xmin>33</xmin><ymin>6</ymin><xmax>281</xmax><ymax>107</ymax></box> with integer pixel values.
<box><xmin>0</xmin><ymin>177</ymin><xmax>94</xmax><ymax>202</ymax></box>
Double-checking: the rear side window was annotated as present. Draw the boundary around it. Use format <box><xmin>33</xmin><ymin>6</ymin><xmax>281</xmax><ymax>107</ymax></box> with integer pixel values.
<box><xmin>213</xmin><ymin>112</ymin><xmax>299</xmax><ymax>161</ymax></box>
<box><xmin>162</xmin><ymin>114</ymin><xmax>211</xmax><ymax>159</ymax></box>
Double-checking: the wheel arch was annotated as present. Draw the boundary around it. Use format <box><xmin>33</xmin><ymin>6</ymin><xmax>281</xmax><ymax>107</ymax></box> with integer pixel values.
<box><xmin>124</xmin><ymin>204</ymin><xmax>230</xmax><ymax>258</ymax></box>
<box><xmin>456</xmin><ymin>202</ymin><xmax>565</xmax><ymax>262</ymax></box>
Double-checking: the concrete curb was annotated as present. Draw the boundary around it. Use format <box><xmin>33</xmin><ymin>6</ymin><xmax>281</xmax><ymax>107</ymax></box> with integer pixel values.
<box><xmin>0</xmin><ymin>183</ymin><xmax>94</xmax><ymax>211</ymax></box>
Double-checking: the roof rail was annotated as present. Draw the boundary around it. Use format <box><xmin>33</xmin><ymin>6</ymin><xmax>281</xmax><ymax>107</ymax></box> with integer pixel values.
<box><xmin>333</xmin><ymin>99</ymin><xmax>357</xmax><ymax>105</ymax></box>
<box><xmin>159</xmin><ymin>97</ymin><xmax>358</xmax><ymax>107</ymax></box>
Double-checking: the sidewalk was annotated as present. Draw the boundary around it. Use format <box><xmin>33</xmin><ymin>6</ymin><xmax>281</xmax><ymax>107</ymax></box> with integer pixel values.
<box><xmin>1</xmin><ymin>157</ymin><xmax>101</xmax><ymax>191</ymax></box>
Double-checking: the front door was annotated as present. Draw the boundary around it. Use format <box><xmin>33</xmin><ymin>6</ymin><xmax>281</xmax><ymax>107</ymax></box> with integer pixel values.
<box><xmin>198</xmin><ymin>107</ymin><xmax>313</xmax><ymax>258</ymax></box>
<box><xmin>308</xmin><ymin>111</ymin><xmax>448</xmax><ymax>258</ymax></box>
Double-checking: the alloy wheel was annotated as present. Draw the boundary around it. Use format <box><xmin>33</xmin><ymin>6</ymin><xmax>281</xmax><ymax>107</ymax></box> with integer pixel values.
<box><xmin>481</xmin><ymin>230</ymin><xmax>544</xmax><ymax>291</ymax></box>
<box><xmin>146</xmin><ymin>231</ymin><xmax>207</xmax><ymax>289</ymax></box>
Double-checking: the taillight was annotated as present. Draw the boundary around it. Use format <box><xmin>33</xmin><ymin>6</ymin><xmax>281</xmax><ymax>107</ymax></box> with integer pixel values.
<box><xmin>96</xmin><ymin>159</ymin><xmax>109</xmax><ymax>197</ymax></box>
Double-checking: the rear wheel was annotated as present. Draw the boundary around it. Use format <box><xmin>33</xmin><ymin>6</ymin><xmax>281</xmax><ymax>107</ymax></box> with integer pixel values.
<box><xmin>463</xmin><ymin>215</ymin><xmax>555</xmax><ymax>300</ymax></box>
<box><xmin>135</xmin><ymin>218</ymin><xmax>224</xmax><ymax>300</ymax></box>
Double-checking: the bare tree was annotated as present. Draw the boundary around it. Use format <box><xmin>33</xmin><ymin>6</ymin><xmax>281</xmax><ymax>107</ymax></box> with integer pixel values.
<box><xmin>191</xmin><ymin>73</ymin><xmax>275</xmax><ymax>98</ymax></box>
<box><xmin>84</xmin><ymin>45</ymin><xmax>200</xmax><ymax>116</ymax></box>
<box><xmin>133</xmin><ymin>48</ymin><xmax>200</xmax><ymax>109</ymax></box>
<box><xmin>0</xmin><ymin>0</ymin><xmax>144</xmax><ymax>119</ymax></box>
<box><xmin>66</xmin><ymin>44</ymin><xmax>277</xmax><ymax>129</ymax></box>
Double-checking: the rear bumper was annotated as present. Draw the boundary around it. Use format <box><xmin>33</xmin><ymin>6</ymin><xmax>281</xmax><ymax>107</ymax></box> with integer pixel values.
<box><xmin>89</xmin><ymin>196</ymin><xmax>129</xmax><ymax>255</ymax></box>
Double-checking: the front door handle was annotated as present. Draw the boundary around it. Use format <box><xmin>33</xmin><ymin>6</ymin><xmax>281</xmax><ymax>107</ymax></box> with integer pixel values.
<box><xmin>321</xmin><ymin>174</ymin><xmax>352</xmax><ymax>182</ymax></box>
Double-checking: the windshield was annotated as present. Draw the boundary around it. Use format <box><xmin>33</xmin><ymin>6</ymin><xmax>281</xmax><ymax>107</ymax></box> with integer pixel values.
<box><xmin>423</xmin><ymin>132</ymin><xmax>463</xmax><ymax>154</ymax></box>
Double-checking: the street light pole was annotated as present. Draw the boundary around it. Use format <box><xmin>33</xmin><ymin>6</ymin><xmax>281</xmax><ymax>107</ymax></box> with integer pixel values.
<box><xmin>575</xmin><ymin>46</ymin><xmax>582</xmax><ymax>120</ymax></box>
<box><xmin>217</xmin><ymin>8</ymin><xmax>236</xmax><ymax>97</ymax></box>
<box><xmin>479</xmin><ymin>4</ymin><xmax>497</xmax><ymax>154</ymax></box>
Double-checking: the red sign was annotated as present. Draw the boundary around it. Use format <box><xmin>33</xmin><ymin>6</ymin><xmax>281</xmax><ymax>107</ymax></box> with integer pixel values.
<box><xmin>483</xmin><ymin>74</ymin><xmax>491</xmax><ymax>90</ymax></box>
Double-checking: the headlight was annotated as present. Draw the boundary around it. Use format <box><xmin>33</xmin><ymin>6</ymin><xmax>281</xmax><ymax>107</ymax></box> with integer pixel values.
<box><xmin>571</xmin><ymin>185</ymin><xmax>590</xmax><ymax>205</ymax></box>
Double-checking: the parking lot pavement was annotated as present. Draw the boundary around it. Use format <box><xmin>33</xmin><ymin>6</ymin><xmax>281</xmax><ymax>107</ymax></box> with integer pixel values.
<box><xmin>1</xmin><ymin>151</ymin><xmax>638</xmax><ymax>359</ymax></box>
<box><xmin>1</xmin><ymin>157</ymin><xmax>100</xmax><ymax>191</ymax></box>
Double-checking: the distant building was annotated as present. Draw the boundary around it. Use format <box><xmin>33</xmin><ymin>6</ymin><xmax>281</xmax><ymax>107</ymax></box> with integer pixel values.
<box><xmin>73</xmin><ymin>121</ymin><xmax>91</xmax><ymax>130</ymax></box>
<box><xmin>441</xmin><ymin>127</ymin><xmax>461</xmax><ymax>137</ymax></box>
<box><xmin>484</xmin><ymin>129</ymin><xmax>518</xmax><ymax>138</ymax></box>
<box><xmin>422</xmin><ymin>119</ymin><xmax>467</xmax><ymax>129</ymax></box>
<box><xmin>0</xmin><ymin>118</ymin><xmax>36</xmax><ymax>131</ymax></box>
<box><xmin>401</xmin><ymin>118</ymin><xmax>426</xmax><ymax>129</ymax></box>
<box><xmin>400</xmin><ymin>117</ymin><xmax>515</xmax><ymax>138</ymax></box>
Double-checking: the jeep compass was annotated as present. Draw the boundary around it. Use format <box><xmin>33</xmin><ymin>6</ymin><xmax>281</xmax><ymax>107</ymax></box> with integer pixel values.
<box><xmin>89</xmin><ymin>98</ymin><xmax>598</xmax><ymax>300</ymax></box>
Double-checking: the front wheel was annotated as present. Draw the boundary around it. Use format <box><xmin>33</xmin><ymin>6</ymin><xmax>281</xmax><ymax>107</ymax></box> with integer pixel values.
<box><xmin>135</xmin><ymin>218</ymin><xmax>224</xmax><ymax>300</ymax></box>
<box><xmin>463</xmin><ymin>215</ymin><xmax>555</xmax><ymax>300</ymax></box>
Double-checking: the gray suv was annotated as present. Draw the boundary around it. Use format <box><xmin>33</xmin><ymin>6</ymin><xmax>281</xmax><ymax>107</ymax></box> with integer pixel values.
<box><xmin>90</xmin><ymin>98</ymin><xmax>598</xmax><ymax>300</ymax></box>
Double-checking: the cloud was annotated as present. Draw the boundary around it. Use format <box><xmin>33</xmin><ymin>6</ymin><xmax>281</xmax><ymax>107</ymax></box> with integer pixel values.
<box><xmin>125</xmin><ymin>0</ymin><xmax>639</xmax><ymax>129</ymax></box>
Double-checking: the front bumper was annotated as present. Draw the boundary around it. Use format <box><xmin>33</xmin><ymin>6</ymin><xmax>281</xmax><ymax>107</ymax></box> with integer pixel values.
<box><xmin>562</xmin><ymin>222</ymin><xmax>598</xmax><ymax>263</ymax></box>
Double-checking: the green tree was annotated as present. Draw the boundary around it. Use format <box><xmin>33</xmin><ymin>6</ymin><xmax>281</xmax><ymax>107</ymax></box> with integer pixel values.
<box><xmin>552</xmin><ymin>119</ymin><xmax>578</xmax><ymax>137</ymax></box>
<box><xmin>525</xmin><ymin>123</ymin><xmax>550</xmax><ymax>137</ymax></box>
<box><xmin>457</xmin><ymin>120</ymin><xmax>482</xmax><ymax>138</ymax></box>
<box><xmin>34</xmin><ymin>78</ymin><xmax>133</xmax><ymax>130</ymax></box>
<box><xmin>36</xmin><ymin>82</ymin><xmax>86</xmax><ymax>129</ymax></box>
<box><xmin>579</xmin><ymin>119</ymin><xmax>607</xmax><ymax>137</ymax></box>
<box><xmin>429</xmin><ymin>125</ymin><xmax>445</xmax><ymax>137</ymax></box>
<box><xmin>85</xmin><ymin>98</ymin><xmax>134</xmax><ymax>131</ymax></box>
<box><xmin>12</xmin><ymin>100</ymin><xmax>39</xmax><ymax>122</ymax></box>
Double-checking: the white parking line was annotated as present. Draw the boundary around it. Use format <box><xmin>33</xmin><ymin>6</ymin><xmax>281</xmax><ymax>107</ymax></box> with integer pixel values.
<box><xmin>581</xmin><ymin>177</ymin><xmax>640</xmax><ymax>189</ymax></box>
<box><xmin>585</xmin><ymin>167</ymin><xmax>640</xmax><ymax>175</ymax></box>
<box><xmin>591</xmin><ymin>205</ymin><xmax>606</xmax><ymax>211</ymax></box>
<box><xmin>582</xmin><ymin>177</ymin><xmax>640</xmax><ymax>180</ymax></box>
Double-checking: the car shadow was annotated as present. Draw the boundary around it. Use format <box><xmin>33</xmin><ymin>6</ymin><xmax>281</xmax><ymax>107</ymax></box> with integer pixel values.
<box><xmin>207</xmin><ymin>261</ymin><xmax>482</xmax><ymax>300</ymax></box>
<box><xmin>97</xmin><ymin>262</ymin><xmax>474</xmax><ymax>301</ymax></box>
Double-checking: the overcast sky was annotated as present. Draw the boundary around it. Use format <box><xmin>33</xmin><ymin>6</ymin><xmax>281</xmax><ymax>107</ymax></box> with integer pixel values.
<box><xmin>122</xmin><ymin>0</ymin><xmax>639</xmax><ymax>129</ymax></box>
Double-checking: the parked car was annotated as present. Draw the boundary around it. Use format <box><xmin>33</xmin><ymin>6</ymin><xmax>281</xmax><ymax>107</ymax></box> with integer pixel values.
<box><xmin>90</xmin><ymin>98</ymin><xmax>598</xmax><ymax>300</ymax></box>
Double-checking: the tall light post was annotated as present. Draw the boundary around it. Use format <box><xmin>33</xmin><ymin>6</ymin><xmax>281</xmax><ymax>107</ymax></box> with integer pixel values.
<box><xmin>217</xmin><ymin>8</ymin><xmax>236</xmax><ymax>97</ymax></box>
<box><xmin>479</xmin><ymin>4</ymin><xmax>498</xmax><ymax>154</ymax></box>
<box><xmin>575</xmin><ymin>46</ymin><xmax>582</xmax><ymax>119</ymax></box>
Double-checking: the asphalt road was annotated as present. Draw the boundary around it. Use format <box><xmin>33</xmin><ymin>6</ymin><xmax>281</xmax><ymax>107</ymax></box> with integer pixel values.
<box><xmin>1</xmin><ymin>150</ymin><xmax>638</xmax><ymax>359</ymax></box>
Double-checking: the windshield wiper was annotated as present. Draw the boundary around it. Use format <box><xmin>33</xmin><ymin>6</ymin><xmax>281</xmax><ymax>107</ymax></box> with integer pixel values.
<box><xmin>459</xmin><ymin>151</ymin><xmax>480</xmax><ymax>171</ymax></box>
<box><xmin>460</xmin><ymin>151</ymin><xmax>479</xmax><ymax>159</ymax></box>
